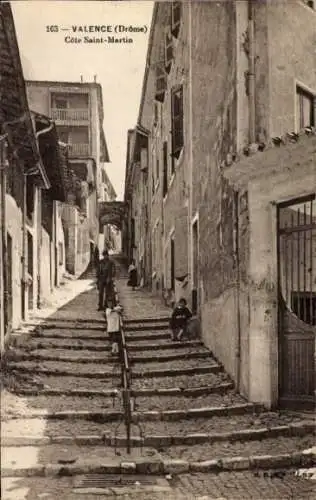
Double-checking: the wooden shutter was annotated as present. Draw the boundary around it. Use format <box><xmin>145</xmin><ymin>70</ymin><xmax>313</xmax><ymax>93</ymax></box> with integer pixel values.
<box><xmin>163</xmin><ymin>141</ymin><xmax>168</xmax><ymax>197</ymax></box>
<box><xmin>140</xmin><ymin>147</ymin><xmax>148</xmax><ymax>171</ymax></box>
<box><xmin>171</xmin><ymin>85</ymin><xmax>184</xmax><ymax>158</ymax></box>
<box><xmin>171</xmin><ymin>2</ymin><xmax>182</xmax><ymax>37</ymax></box>
<box><xmin>174</xmin><ymin>207</ymin><xmax>188</xmax><ymax>279</ymax></box>
<box><xmin>155</xmin><ymin>63</ymin><xmax>166</xmax><ymax>103</ymax></box>
<box><xmin>165</xmin><ymin>28</ymin><xmax>173</xmax><ymax>73</ymax></box>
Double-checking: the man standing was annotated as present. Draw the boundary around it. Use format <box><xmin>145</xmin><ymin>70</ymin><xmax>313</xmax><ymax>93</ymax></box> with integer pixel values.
<box><xmin>97</xmin><ymin>250</ymin><xmax>115</xmax><ymax>311</ymax></box>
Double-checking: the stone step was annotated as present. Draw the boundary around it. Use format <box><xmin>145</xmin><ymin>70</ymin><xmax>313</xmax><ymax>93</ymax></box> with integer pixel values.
<box><xmin>27</xmin><ymin>338</ymin><xmax>204</xmax><ymax>352</ymax></box>
<box><xmin>14</xmin><ymin>382</ymin><xmax>234</xmax><ymax>399</ymax></box>
<box><xmin>7</xmin><ymin>361</ymin><xmax>222</xmax><ymax>379</ymax></box>
<box><xmin>31</xmin><ymin>330</ymin><xmax>171</xmax><ymax>341</ymax></box>
<box><xmin>3</xmin><ymin>412</ymin><xmax>312</xmax><ymax>444</ymax></box>
<box><xmin>8</xmin><ymin>350</ymin><xmax>212</xmax><ymax>365</ymax></box>
<box><xmin>2</xmin><ymin>440</ymin><xmax>315</xmax><ymax>478</ymax></box>
<box><xmin>124</xmin><ymin>324</ymin><xmax>169</xmax><ymax>332</ymax></box>
<box><xmin>2</xmin><ymin>389</ymin><xmax>243</xmax><ymax>415</ymax></box>
<box><xmin>31</xmin><ymin>331</ymin><xmax>107</xmax><ymax>341</ymax></box>
<box><xmin>124</xmin><ymin>317</ymin><xmax>170</xmax><ymax>325</ymax></box>
<box><xmin>125</xmin><ymin>332</ymin><xmax>171</xmax><ymax>341</ymax></box>
<box><xmin>3</xmin><ymin>421</ymin><xmax>314</xmax><ymax>449</ymax></box>
<box><xmin>2</xmin><ymin>402</ymin><xmax>262</xmax><ymax>423</ymax></box>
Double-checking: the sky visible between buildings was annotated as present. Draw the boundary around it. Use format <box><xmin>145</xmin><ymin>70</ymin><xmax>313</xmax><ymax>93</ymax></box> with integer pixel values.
<box><xmin>11</xmin><ymin>0</ymin><xmax>154</xmax><ymax>200</ymax></box>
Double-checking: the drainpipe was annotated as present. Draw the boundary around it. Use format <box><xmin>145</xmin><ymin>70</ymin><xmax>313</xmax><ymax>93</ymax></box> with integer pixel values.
<box><xmin>234</xmin><ymin>190</ymin><xmax>241</xmax><ymax>392</ymax></box>
<box><xmin>188</xmin><ymin>0</ymin><xmax>194</xmax><ymax>309</ymax></box>
<box><xmin>37</xmin><ymin>188</ymin><xmax>42</xmax><ymax>308</ymax></box>
<box><xmin>248</xmin><ymin>0</ymin><xmax>256</xmax><ymax>145</ymax></box>
<box><xmin>35</xmin><ymin>122</ymin><xmax>54</xmax><ymax>306</ymax></box>
<box><xmin>21</xmin><ymin>171</ymin><xmax>27</xmax><ymax>320</ymax></box>
<box><xmin>0</xmin><ymin>134</ymin><xmax>8</xmax><ymax>338</ymax></box>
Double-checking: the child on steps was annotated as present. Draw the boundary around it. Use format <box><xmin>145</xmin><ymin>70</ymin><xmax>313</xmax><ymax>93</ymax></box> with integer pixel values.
<box><xmin>105</xmin><ymin>298</ymin><xmax>123</xmax><ymax>355</ymax></box>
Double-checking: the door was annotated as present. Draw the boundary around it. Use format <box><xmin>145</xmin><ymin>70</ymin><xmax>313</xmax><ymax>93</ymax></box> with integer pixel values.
<box><xmin>27</xmin><ymin>231</ymin><xmax>33</xmax><ymax>309</ymax></box>
<box><xmin>278</xmin><ymin>195</ymin><xmax>316</xmax><ymax>409</ymax></box>
<box><xmin>192</xmin><ymin>220</ymin><xmax>198</xmax><ymax>314</ymax></box>
<box><xmin>170</xmin><ymin>237</ymin><xmax>175</xmax><ymax>291</ymax></box>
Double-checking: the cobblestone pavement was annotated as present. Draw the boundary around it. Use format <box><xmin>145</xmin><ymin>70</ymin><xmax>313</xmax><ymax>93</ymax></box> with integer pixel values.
<box><xmin>1</xmin><ymin>257</ymin><xmax>315</xmax><ymax>499</ymax></box>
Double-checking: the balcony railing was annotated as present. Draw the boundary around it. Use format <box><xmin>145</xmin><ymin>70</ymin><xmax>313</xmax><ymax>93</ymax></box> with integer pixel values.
<box><xmin>51</xmin><ymin>108</ymin><xmax>89</xmax><ymax>122</ymax></box>
<box><xmin>68</xmin><ymin>143</ymin><xmax>90</xmax><ymax>157</ymax></box>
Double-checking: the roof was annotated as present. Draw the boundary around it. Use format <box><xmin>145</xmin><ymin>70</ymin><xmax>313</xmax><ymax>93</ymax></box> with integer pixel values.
<box><xmin>223</xmin><ymin>130</ymin><xmax>316</xmax><ymax>190</ymax></box>
<box><xmin>33</xmin><ymin>112</ymin><xmax>70</xmax><ymax>202</ymax></box>
<box><xmin>0</xmin><ymin>4</ymin><xmax>50</xmax><ymax>189</ymax></box>
<box><xmin>137</xmin><ymin>3</ymin><xmax>159</xmax><ymax>126</ymax></box>
<box><xmin>25</xmin><ymin>79</ymin><xmax>110</xmax><ymax>163</ymax></box>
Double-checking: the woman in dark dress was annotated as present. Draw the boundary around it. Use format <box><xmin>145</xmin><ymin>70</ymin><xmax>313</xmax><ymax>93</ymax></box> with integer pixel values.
<box><xmin>128</xmin><ymin>260</ymin><xmax>138</xmax><ymax>290</ymax></box>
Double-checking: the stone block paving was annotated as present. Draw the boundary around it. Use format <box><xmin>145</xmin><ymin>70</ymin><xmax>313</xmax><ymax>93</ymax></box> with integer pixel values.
<box><xmin>2</xmin><ymin>471</ymin><xmax>315</xmax><ymax>499</ymax></box>
<box><xmin>116</xmin><ymin>279</ymin><xmax>171</xmax><ymax>320</ymax></box>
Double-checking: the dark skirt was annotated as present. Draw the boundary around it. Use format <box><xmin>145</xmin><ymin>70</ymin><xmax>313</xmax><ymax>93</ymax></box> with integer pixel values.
<box><xmin>129</xmin><ymin>269</ymin><xmax>138</xmax><ymax>287</ymax></box>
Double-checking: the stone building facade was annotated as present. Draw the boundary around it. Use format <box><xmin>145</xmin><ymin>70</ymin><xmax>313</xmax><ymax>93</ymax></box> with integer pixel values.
<box><xmin>25</xmin><ymin>80</ymin><xmax>111</xmax><ymax>276</ymax></box>
<box><xmin>125</xmin><ymin>0</ymin><xmax>316</xmax><ymax>409</ymax></box>
<box><xmin>0</xmin><ymin>3</ymin><xmax>72</xmax><ymax>350</ymax></box>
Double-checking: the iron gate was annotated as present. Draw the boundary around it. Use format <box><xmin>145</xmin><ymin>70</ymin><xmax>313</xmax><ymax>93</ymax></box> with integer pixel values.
<box><xmin>278</xmin><ymin>194</ymin><xmax>316</xmax><ymax>409</ymax></box>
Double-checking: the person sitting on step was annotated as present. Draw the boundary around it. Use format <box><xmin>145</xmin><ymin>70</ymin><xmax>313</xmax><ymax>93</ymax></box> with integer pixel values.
<box><xmin>169</xmin><ymin>297</ymin><xmax>192</xmax><ymax>341</ymax></box>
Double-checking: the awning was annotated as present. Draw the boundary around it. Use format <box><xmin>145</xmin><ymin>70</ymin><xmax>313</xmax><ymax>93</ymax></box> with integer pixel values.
<box><xmin>33</xmin><ymin>112</ymin><xmax>69</xmax><ymax>201</ymax></box>
<box><xmin>3</xmin><ymin>113</ymin><xmax>50</xmax><ymax>189</ymax></box>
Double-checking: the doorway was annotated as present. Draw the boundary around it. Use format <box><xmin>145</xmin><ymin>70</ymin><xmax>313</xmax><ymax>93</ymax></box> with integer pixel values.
<box><xmin>192</xmin><ymin>220</ymin><xmax>198</xmax><ymax>314</ymax></box>
<box><xmin>277</xmin><ymin>194</ymin><xmax>316</xmax><ymax>409</ymax></box>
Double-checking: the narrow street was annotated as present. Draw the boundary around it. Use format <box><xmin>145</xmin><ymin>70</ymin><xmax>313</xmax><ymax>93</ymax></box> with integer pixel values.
<box><xmin>1</xmin><ymin>257</ymin><xmax>315</xmax><ymax>499</ymax></box>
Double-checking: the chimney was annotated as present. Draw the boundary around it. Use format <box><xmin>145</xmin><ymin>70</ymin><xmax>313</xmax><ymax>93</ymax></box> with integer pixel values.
<box><xmin>80</xmin><ymin>75</ymin><xmax>83</xmax><ymax>83</ymax></box>
<box><xmin>94</xmin><ymin>75</ymin><xmax>97</xmax><ymax>83</ymax></box>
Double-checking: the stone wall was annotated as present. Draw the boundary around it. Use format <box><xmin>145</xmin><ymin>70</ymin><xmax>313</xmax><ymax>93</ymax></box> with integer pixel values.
<box><xmin>191</xmin><ymin>0</ymin><xmax>239</xmax><ymax>382</ymax></box>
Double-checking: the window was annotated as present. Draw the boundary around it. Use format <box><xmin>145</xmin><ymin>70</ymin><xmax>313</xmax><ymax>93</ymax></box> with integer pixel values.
<box><xmin>165</xmin><ymin>28</ymin><xmax>173</xmax><ymax>73</ymax></box>
<box><xmin>171</xmin><ymin>1</ymin><xmax>182</xmax><ymax>37</ymax></box>
<box><xmin>170</xmin><ymin>237</ymin><xmax>175</xmax><ymax>291</ymax></box>
<box><xmin>155</xmin><ymin>63</ymin><xmax>167</xmax><ymax>103</ymax></box>
<box><xmin>296</xmin><ymin>86</ymin><xmax>315</xmax><ymax>129</ymax></box>
<box><xmin>155</xmin><ymin>156</ymin><xmax>160</xmax><ymax>189</ymax></box>
<box><xmin>57</xmin><ymin>127</ymin><xmax>70</xmax><ymax>143</ymax></box>
<box><xmin>26</xmin><ymin>177</ymin><xmax>34</xmax><ymax>220</ymax></box>
<box><xmin>171</xmin><ymin>85</ymin><xmax>184</xmax><ymax>158</ymax></box>
<box><xmin>163</xmin><ymin>141</ymin><xmax>168</xmax><ymax>197</ymax></box>
<box><xmin>55</xmin><ymin>98</ymin><xmax>68</xmax><ymax>109</ymax></box>
<box><xmin>303</xmin><ymin>0</ymin><xmax>315</xmax><ymax>9</ymax></box>
<box><xmin>154</xmin><ymin>102</ymin><xmax>159</xmax><ymax>126</ymax></box>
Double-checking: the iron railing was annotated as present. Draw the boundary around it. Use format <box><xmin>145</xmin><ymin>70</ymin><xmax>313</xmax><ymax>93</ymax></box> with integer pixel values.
<box><xmin>51</xmin><ymin>108</ymin><xmax>89</xmax><ymax>122</ymax></box>
<box><xmin>111</xmin><ymin>281</ymin><xmax>143</xmax><ymax>454</ymax></box>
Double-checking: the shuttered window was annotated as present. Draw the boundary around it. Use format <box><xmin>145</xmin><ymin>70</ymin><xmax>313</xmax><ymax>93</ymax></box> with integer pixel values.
<box><xmin>171</xmin><ymin>85</ymin><xmax>184</xmax><ymax>159</ymax></box>
<box><xmin>171</xmin><ymin>1</ymin><xmax>182</xmax><ymax>37</ymax></box>
<box><xmin>155</xmin><ymin>63</ymin><xmax>167</xmax><ymax>103</ymax></box>
<box><xmin>165</xmin><ymin>28</ymin><xmax>173</xmax><ymax>73</ymax></box>
<box><xmin>163</xmin><ymin>141</ymin><xmax>168</xmax><ymax>197</ymax></box>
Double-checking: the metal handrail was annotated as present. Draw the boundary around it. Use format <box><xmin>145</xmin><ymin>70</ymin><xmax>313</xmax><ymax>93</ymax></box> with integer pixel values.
<box><xmin>112</xmin><ymin>281</ymin><xmax>133</xmax><ymax>454</ymax></box>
